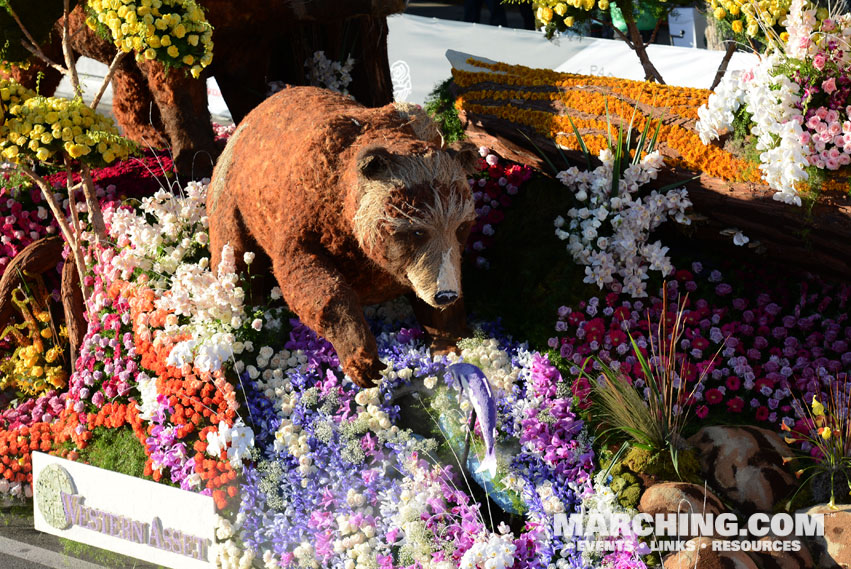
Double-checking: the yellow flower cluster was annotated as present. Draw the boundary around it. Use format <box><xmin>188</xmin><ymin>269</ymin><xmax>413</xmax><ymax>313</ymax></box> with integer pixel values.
<box><xmin>86</xmin><ymin>0</ymin><xmax>214</xmax><ymax>78</ymax></box>
<box><xmin>0</xmin><ymin>81</ymin><xmax>134</xmax><ymax>165</ymax></box>
<box><xmin>0</xmin><ymin>289</ymin><xmax>67</xmax><ymax>397</ymax></box>
<box><xmin>453</xmin><ymin>57</ymin><xmax>762</xmax><ymax>183</ymax></box>
<box><xmin>707</xmin><ymin>0</ymin><xmax>791</xmax><ymax>39</ymax></box>
<box><xmin>529</xmin><ymin>0</ymin><xmax>610</xmax><ymax>28</ymax></box>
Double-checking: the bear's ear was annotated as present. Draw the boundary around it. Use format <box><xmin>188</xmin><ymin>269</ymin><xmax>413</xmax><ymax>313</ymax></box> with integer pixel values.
<box><xmin>446</xmin><ymin>141</ymin><xmax>481</xmax><ymax>174</ymax></box>
<box><xmin>357</xmin><ymin>147</ymin><xmax>395</xmax><ymax>179</ymax></box>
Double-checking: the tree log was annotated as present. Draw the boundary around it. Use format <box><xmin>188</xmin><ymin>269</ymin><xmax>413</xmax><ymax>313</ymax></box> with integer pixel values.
<box><xmin>459</xmin><ymin>109</ymin><xmax>851</xmax><ymax>281</ymax></box>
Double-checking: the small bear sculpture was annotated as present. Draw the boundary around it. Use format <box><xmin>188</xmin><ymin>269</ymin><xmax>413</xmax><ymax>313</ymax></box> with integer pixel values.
<box><xmin>207</xmin><ymin>87</ymin><xmax>478</xmax><ymax>387</ymax></box>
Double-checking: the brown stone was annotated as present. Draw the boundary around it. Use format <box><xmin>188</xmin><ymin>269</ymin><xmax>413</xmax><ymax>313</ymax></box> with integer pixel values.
<box><xmin>664</xmin><ymin>537</ymin><xmax>759</xmax><ymax>569</ymax></box>
<box><xmin>688</xmin><ymin>426</ymin><xmax>796</xmax><ymax>515</ymax></box>
<box><xmin>747</xmin><ymin>535</ymin><xmax>813</xmax><ymax>569</ymax></box>
<box><xmin>796</xmin><ymin>504</ymin><xmax>851</xmax><ymax>568</ymax></box>
<box><xmin>640</xmin><ymin>482</ymin><xmax>726</xmax><ymax>519</ymax></box>
<box><xmin>207</xmin><ymin>87</ymin><xmax>477</xmax><ymax>387</ymax></box>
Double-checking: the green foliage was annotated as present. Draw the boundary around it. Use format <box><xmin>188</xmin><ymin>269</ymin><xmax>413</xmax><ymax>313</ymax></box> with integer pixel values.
<box><xmin>783</xmin><ymin>379</ymin><xmax>851</xmax><ymax>509</ymax></box>
<box><xmin>78</xmin><ymin>426</ymin><xmax>147</xmax><ymax>478</ymax></box>
<box><xmin>424</xmin><ymin>78</ymin><xmax>464</xmax><ymax>144</ymax></box>
<box><xmin>583</xmin><ymin>295</ymin><xmax>718</xmax><ymax>480</ymax></box>
<box><xmin>599</xmin><ymin>449</ymin><xmax>644</xmax><ymax>509</ymax></box>
<box><xmin>621</xmin><ymin>446</ymin><xmax>700</xmax><ymax>483</ymax></box>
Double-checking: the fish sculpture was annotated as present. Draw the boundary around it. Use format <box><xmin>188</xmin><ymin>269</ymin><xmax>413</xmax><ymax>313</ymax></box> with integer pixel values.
<box><xmin>447</xmin><ymin>363</ymin><xmax>498</xmax><ymax>478</ymax></box>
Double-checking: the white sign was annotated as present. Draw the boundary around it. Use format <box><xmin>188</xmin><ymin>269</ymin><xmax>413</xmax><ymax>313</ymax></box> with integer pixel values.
<box><xmin>32</xmin><ymin>452</ymin><xmax>215</xmax><ymax>569</ymax></box>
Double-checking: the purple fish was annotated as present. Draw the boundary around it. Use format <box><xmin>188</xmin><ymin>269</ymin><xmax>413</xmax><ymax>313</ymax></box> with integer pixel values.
<box><xmin>448</xmin><ymin>363</ymin><xmax>498</xmax><ymax>477</ymax></box>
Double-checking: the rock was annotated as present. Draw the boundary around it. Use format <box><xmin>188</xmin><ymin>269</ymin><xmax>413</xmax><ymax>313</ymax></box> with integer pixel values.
<box><xmin>747</xmin><ymin>535</ymin><xmax>813</xmax><ymax>569</ymax></box>
<box><xmin>664</xmin><ymin>537</ymin><xmax>759</xmax><ymax>569</ymax></box>
<box><xmin>688</xmin><ymin>426</ymin><xmax>796</xmax><ymax>515</ymax></box>
<box><xmin>640</xmin><ymin>482</ymin><xmax>726</xmax><ymax>519</ymax></box>
<box><xmin>796</xmin><ymin>504</ymin><xmax>851</xmax><ymax>568</ymax></box>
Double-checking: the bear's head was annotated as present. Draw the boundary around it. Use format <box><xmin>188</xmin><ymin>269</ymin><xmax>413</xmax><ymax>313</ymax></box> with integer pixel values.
<box><xmin>353</xmin><ymin>145</ymin><xmax>478</xmax><ymax>309</ymax></box>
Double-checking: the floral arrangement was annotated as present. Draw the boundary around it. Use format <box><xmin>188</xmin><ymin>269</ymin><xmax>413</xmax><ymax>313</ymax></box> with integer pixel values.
<box><xmin>452</xmin><ymin>57</ymin><xmax>761</xmax><ymax>183</ymax></box>
<box><xmin>305</xmin><ymin>51</ymin><xmax>355</xmax><ymax>96</ymax></box>
<box><xmin>86</xmin><ymin>0</ymin><xmax>214</xmax><ymax>77</ymax></box>
<box><xmin>0</xmin><ymin>284</ymin><xmax>67</xmax><ymax>397</ymax></box>
<box><xmin>0</xmin><ymin>182</ymin><xmax>59</xmax><ymax>275</ymax></box>
<box><xmin>552</xmin><ymin>263</ymin><xmax>850</xmax><ymax>431</ymax></box>
<box><xmin>697</xmin><ymin>0</ymin><xmax>851</xmax><ymax>205</ymax></box>
<box><xmin>466</xmin><ymin>146</ymin><xmax>533</xmax><ymax>269</ymax></box>
<box><xmin>706</xmin><ymin>0</ymin><xmax>792</xmax><ymax>41</ymax></box>
<box><xmin>554</xmin><ymin>146</ymin><xmax>691</xmax><ymax>297</ymax></box>
<box><xmin>0</xmin><ymin>87</ymin><xmax>134</xmax><ymax>164</ymax></box>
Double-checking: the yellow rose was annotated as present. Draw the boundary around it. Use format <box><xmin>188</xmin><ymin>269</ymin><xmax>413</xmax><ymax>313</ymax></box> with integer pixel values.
<box><xmin>554</xmin><ymin>3</ymin><xmax>568</xmax><ymax>16</ymax></box>
<box><xmin>714</xmin><ymin>7</ymin><xmax>727</xmax><ymax>19</ymax></box>
<box><xmin>167</xmin><ymin>45</ymin><xmax>179</xmax><ymax>58</ymax></box>
<box><xmin>599</xmin><ymin>0</ymin><xmax>610</xmax><ymax>9</ymax></box>
<box><xmin>537</xmin><ymin>6</ymin><xmax>554</xmax><ymax>22</ymax></box>
<box><xmin>144</xmin><ymin>47</ymin><xmax>157</xmax><ymax>59</ymax></box>
<box><xmin>160</xmin><ymin>34</ymin><xmax>171</xmax><ymax>46</ymax></box>
<box><xmin>732</xmin><ymin>19</ymin><xmax>743</xmax><ymax>33</ymax></box>
<box><xmin>182</xmin><ymin>54</ymin><xmax>195</xmax><ymax>65</ymax></box>
<box><xmin>564</xmin><ymin>16</ymin><xmax>575</xmax><ymax>26</ymax></box>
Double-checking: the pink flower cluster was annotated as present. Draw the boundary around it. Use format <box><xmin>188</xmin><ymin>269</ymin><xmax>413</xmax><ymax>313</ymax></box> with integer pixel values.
<box><xmin>466</xmin><ymin>147</ymin><xmax>533</xmax><ymax>269</ymax></box>
<box><xmin>0</xmin><ymin>184</ymin><xmax>58</xmax><ymax>275</ymax></box>
<box><xmin>802</xmin><ymin>104</ymin><xmax>851</xmax><ymax>170</ymax></box>
<box><xmin>552</xmin><ymin>262</ymin><xmax>850</xmax><ymax>428</ymax></box>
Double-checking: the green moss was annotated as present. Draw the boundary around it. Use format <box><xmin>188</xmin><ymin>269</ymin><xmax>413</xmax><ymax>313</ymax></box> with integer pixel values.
<box><xmin>424</xmin><ymin>78</ymin><xmax>465</xmax><ymax>144</ymax></box>
<box><xmin>621</xmin><ymin>446</ymin><xmax>700</xmax><ymax>483</ymax></box>
<box><xmin>78</xmin><ymin>426</ymin><xmax>147</xmax><ymax>478</ymax></box>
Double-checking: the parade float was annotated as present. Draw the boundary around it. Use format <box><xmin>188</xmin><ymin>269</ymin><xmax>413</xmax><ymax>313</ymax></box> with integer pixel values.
<box><xmin>0</xmin><ymin>1</ymin><xmax>849</xmax><ymax>569</ymax></box>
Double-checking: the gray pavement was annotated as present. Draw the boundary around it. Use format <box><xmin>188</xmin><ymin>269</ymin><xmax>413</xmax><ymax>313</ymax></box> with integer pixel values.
<box><xmin>0</xmin><ymin>504</ymin><xmax>162</xmax><ymax>569</ymax></box>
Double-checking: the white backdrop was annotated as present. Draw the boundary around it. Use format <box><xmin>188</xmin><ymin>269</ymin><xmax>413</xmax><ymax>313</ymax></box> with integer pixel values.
<box><xmin>59</xmin><ymin>14</ymin><xmax>759</xmax><ymax>120</ymax></box>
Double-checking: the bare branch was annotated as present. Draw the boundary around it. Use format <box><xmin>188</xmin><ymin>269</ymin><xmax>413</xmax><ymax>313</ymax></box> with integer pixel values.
<box><xmin>61</xmin><ymin>0</ymin><xmax>82</xmax><ymax>96</ymax></box>
<box><xmin>4</xmin><ymin>2</ymin><xmax>67</xmax><ymax>73</ymax></box>
<box><xmin>591</xmin><ymin>17</ymin><xmax>633</xmax><ymax>47</ymax></box>
<box><xmin>90</xmin><ymin>51</ymin><xmax>126</xmax><ymax>110</ymax></box>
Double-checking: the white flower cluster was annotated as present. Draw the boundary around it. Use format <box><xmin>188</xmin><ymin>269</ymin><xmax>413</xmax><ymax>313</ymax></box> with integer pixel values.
<box><xmin>696</xmin><ymin>73</ymin><xmax>746</xmax><ymax>144</ymax></box>
<box><xmin>210</xmin><ymin>513</ymin><xmax>255</xmax><ymax>569</ymax></box>
<box><xmin>305</xmin><ymin>51</ymin><xmax>355</xmax><ymax>95</ymax></box>
<box><xmin>333</xmin><ymin>510</ymin><xmax>380</xmax><ymax>569</ymax></box>
<box><xmin>742</xmin><ymin>53</ymin><xmax>808</xmax><ymax>206</ymax></box>
<box><xmin>554</xmin><ymin>149</ymin><xmax>691</xmax><ymax>298</ymax></box>
<box><xmin>106</xmin><ymin>182</ymin><xmax>208</xmax><ymax>283</ymax></box>
<box><xmin>458</xmin><ymin>531</ymin><xmax>517</xmax><ymax>569</ymax></box>
<box><xmin>206</xmin><ymin>418</ymin><xmax>255</xmax><ymax>469</ymax></box>
<box><xmin>696</xmin><ymin>51</ymin><xmax>808</xmax><ymax>206</ymax></box>
<box><xmin>135</xmin><ymin>371</ymin><xmax>159</xmax><ymax>421</ymax></box>
<box><xmin>450</xmin><ymin>338</ymin><xmax>519</xmax><ymax>394</ymax></box>
<box><xmin>159</xmin><ymin>243</ymin><xmax>247</xmax><ymax>372</ymax></box>
<box><xmin>576</xmin><ymin>470</ymin><xmax>647</xmax><ymax>568</ymax></box>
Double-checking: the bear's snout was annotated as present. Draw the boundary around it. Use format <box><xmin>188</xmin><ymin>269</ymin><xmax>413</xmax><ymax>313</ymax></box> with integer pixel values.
<box><xmin>434</xmin><ymin>290</ymin><xmax>459</xmax><ymax>305</ymax></box>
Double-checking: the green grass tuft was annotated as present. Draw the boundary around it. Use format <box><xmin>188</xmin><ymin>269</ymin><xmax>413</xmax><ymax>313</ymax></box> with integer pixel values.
<box><xmin>79</xmin><ymin>426</ymin><xmax>147</xmax><ymax>478</ymax></box>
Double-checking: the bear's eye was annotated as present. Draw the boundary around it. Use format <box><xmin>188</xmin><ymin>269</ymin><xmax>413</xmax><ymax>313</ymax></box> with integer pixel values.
<box><xmin>412</xmin><ymin>229</ymin><xmax>426</xmax><ymax>238</ymax></box>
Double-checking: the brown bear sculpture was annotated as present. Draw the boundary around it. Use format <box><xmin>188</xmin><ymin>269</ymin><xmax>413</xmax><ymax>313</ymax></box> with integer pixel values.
<box><xmin>207</xmin><ymin>87</ymin><xmax>477</xmax><ymax>387</ymax></box>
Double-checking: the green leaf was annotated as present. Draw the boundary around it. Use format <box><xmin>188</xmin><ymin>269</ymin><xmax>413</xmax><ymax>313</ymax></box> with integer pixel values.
<box><xmin>565</xmin><ymin>112</ymin><xmax>592</xmax><ymax>169</ymax></box>
<box><xmin>517</xmin><ymin>128</ymin><xmax>559</xmax><ymax>175</ymax></box>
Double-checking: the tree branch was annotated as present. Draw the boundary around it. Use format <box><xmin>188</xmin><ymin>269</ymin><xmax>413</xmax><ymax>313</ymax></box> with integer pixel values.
<box><xmin>710</xmin><ymin>41</ymin><xmax>737</xmax><ymax>91</ymax></box>
<box><xmin>591</xmin><ymin>17</ymin><xmax>633</xmax><ymax>48</ymax></box>
<box><xmin>61</xmin><ymin>0</ymin><xmax>82</xmax><ymax>97</ymax></box>
<box><xmin>90</xmin><ymin>51</ymin><xmax>126</xmax><ymax>110</ymax></box>
<box><xmin>5</xmin><ymin>2</ymin><xmax>67</xmax><ymax>73</ymax></box>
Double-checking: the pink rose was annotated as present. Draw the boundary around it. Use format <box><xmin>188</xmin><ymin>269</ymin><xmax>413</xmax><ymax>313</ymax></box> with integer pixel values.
<box><xmin>823</xmin><ymin>77</ymin><xmax>838</xmax><ymax>94</ymax></box>
<box><xmin>814</xmin><ymin>53</ymin><xmax>827</xmax><ymax>70</ymax></box>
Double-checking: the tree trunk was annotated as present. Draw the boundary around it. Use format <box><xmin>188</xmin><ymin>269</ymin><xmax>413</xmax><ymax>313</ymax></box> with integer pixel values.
<box><xmin>61</xmin><ymin>253</ymin><xmax>87</xmax><ymax>367</ymax></box>
<box><xmin>625</xmin><ymin>17</ymin><xmax>665</xmax><ymax>84</ymax></box>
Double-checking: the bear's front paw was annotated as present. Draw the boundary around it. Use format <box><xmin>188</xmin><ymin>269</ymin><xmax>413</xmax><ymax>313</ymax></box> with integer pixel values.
<box><xmin>342</xmin><ymin>353</ymin><xmax>386</xmax><ymax>388</ymax></box>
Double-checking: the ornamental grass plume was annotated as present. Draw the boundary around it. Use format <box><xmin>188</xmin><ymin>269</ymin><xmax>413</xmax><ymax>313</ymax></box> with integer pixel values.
<box><xmin>584</xmin><ymin>290</ymin><xmax>721</xmax><ymax>478</ymax></box>
<box><xmin>782</xmin><ymin>374</ymin><xmax>851</xmax><ymax>509</ymax></box>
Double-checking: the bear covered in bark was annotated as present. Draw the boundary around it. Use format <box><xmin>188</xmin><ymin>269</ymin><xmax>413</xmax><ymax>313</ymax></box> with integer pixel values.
<box><xmin>207</xmin><ymin>87</ymin><xmax>478</xmax><ymax>387</ymax></box>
